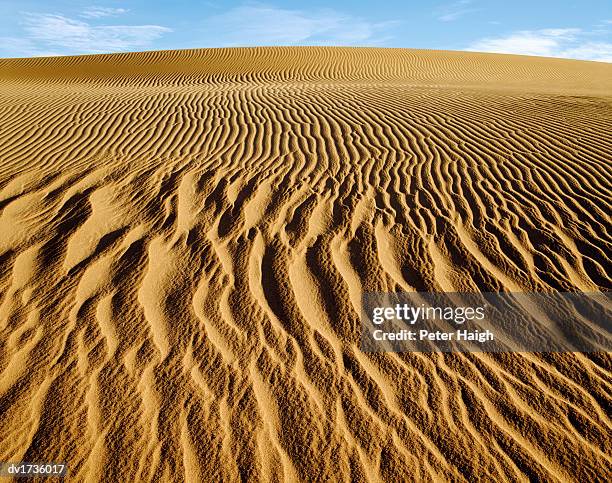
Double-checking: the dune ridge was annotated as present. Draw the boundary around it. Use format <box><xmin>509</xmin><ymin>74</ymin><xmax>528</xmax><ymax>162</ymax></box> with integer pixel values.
<box><xmin>0</xmin><ymin>47</ymin><xmax>611</xmax><ymax>481</ymax></box>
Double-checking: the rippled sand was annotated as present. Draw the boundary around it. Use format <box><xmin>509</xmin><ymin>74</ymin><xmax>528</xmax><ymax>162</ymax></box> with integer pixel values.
<box><xmin>0</xmin><ymin>47</ymin><xmax>610</xmax><ymax>481</ymax></box>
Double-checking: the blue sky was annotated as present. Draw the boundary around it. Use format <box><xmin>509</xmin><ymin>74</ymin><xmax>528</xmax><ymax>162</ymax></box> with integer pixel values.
<box><xmin>0</xmin><ymin>1</ymin><xmax>610</xmax><ymax>61</ymax></box>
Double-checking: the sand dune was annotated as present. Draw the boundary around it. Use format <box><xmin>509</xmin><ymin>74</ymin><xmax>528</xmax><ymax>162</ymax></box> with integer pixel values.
<box><xmin>0</xmin><ymin>47</ymin><xmax>611</xmax><ymax>481</ymax></box>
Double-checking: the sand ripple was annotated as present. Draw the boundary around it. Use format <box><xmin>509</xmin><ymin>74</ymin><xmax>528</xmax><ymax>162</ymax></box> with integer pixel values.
<box><xmin>0</xmin><ymin>48</ymin><xmax>611</xmax><ymax>481</ymax></box>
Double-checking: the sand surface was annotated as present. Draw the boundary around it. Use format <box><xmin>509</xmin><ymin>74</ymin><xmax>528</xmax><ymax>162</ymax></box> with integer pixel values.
<box><xmin>0</xmin><ymin>47</ymin><xmax>610</xmax><ymax>481</ymax></box>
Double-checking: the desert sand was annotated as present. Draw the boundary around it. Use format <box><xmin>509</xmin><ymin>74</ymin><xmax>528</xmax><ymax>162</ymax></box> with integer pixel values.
<box><xmin>0</xmin><ymin>47</ymin><xmax>610</xmax><ymax>481</ymax></box>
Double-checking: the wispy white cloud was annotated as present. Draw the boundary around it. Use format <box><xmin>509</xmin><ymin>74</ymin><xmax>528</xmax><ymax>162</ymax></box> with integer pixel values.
<box><xmin>467</xmin><ymin>28</ymin><xmax>612</xmax><ymax>62</ymax></box>
<box><xmin>436</xmin><ymin>0</ymin><xmax>476</xmax><ymax>22</ymax></box>
<box><xmin>80</xmin><ymin>7</ymin><xmax>130</xmax><ymax>19</ymax></box>
<box><xmin>0</xmin><ymin>12</ymin><xmax>171</xmax><ymax>57</ymax></box>
<box><xmin>200</xmin><ymin>4</ymin><xmax>398</xmax><ymax>46</ymax></box>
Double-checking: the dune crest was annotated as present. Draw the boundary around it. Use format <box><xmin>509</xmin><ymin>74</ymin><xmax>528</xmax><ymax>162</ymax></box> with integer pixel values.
<box><xmin>0</xmin><ymin>47</ymin><xmax>611</xmax><ymax>481</ymax></box>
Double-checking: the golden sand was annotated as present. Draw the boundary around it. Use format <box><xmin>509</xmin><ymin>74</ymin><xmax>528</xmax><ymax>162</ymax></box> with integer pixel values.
<box><xmin>0</xmin><ymin>47</ymin><xmax>610</xmax><ymax>481</ymax></box>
